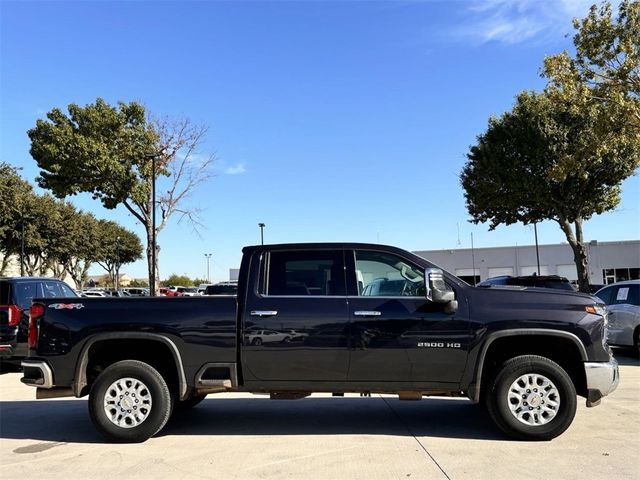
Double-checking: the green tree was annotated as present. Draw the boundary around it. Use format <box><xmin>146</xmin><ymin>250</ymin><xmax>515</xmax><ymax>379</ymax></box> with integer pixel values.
<box><xmin>461</xmin><ymin>91</ymin><xmax>639</xmax><ymax>292</ymax></box>
<box><xmin>28</xmin><ymin>98</ymin><xmax>214</xmax><ymax>293</ymax></box>
<box><xmin>0</xmin><ymin>163</ymin><xmax>34</xmax><ymax>275</ymax></box>
<box><xmin>94</xmin><ymin>220</ymin><xmax>143</xmax><ymax>288</ymax></box>
<box><xmin>543</xmin><ymin>0</ymin><xmax>639</xmax><ymax>131</ymax></box>
<box><xmin>162</xmin><ymin>274</ymin><xmax>194</xmax><ymax>287</ymax></box>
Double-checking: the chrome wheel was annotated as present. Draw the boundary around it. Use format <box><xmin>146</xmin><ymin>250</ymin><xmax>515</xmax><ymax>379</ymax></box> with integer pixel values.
<box><xmin>507</xmin><ymin>373</ymin><xmax>560</xmax><ymax>426</ymax></box>
<box><xmin>103</xmin><ymin>377</ymin><xmax>153</xmax><ymax>428</ymax></box>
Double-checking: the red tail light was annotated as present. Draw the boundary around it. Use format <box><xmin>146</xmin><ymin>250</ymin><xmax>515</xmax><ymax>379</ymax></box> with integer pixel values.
<box><xmin>28</xmin><ymin>303</ymin><xmax>45</xmax><ymax>349</ymax></box>
<box><xmin>6</xmin><ymin>305</ymin><xmax>22</xmax><ymax>327</ymax></box>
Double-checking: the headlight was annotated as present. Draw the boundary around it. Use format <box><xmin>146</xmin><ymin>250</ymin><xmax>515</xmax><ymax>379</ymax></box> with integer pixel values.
<box><xmin>585</xmin><ymin>304</ymin><xmax>607</xmax><ymax>319</ymax></box>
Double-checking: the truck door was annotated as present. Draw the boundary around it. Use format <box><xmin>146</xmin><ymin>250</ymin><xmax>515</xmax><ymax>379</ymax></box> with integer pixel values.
<box><xmin>345</xmin><ymin>249</ymin><xmax>469</xmax><ymax>385</ymax></box>
<box><xmin>242</xmin><ymin>248</ymin><xmax>350</xmax><ymax>381</ymax></box>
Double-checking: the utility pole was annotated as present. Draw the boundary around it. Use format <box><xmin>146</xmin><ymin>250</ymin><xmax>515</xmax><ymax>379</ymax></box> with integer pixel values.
<box><xmin>115</xmin><ymin>236</ymin><xmax>121</xmax><ymax>291</ymax></box>
<box><xmin>471</xmin><ymin>232</ymin><xmax>477</xmax><ymax>286</ymax></box>
<box><xmin>534</xmin><ymin>222</ymin><xmax>541</xmax><ymax>275</ymax></box>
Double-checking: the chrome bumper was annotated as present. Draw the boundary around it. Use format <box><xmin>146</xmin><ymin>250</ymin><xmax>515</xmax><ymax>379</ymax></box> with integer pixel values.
<box><xmin>21</xmin><ymin>359</ymin><xmax>54</xmax><ymax>388</ymax></box>
<box><xmin>584</xmin><ymin>358</ymin><xmax>619</xmax><ymax>407</ymax></box>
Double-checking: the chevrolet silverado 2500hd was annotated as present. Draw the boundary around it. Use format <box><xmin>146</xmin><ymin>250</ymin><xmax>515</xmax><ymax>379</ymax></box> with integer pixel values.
<box><xmin>21</xmin><ymin>243</ymin><xmax>618</xmax><ymax>442</ymax></box>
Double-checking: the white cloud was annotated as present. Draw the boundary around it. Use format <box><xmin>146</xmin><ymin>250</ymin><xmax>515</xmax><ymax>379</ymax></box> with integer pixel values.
<box><xmin>224</xmin><ymin>163</ymin><xmax>246</xmax><ymax>175</ymax></box>
<box><xmin>456</xmin><ymin>0</ymin><xmax>618</xmax><ymax>45</ymax></box>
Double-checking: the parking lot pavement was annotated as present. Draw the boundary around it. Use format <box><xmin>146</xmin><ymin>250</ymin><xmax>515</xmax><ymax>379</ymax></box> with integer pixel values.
<box><xmin>1</xmin><ymin>350</ymin><xmax>638</xmax><ymax>480</ymax></box>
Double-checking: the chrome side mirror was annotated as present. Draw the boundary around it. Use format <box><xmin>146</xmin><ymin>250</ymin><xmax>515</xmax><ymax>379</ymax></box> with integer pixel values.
<box><xmin>425</xmin><ymin>268</ymin><xmax>455</xmax><ymax>303</ymax></box>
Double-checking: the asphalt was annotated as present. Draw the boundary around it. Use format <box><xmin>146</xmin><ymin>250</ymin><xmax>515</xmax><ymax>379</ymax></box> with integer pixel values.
<box><xmin>1</xmin><ymin>350</ymin><xmax>638</xmax><ymax>480</ymax></box>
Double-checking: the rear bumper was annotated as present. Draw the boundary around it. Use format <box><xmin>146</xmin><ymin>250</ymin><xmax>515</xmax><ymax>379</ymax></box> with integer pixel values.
<box><xmin>21</xmin><ymin>359</ymin><xmax>54</xmax><ymax>388</ymax></box>
<box><xmin>584</xmin><ymin>358</ymin><xmax>619</xmax><ymax>407</ymax></box>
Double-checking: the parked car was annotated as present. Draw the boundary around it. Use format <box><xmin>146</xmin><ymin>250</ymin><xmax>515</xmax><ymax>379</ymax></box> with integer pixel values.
<box><xmin>1</xmin><ymin>277</ymin><xmax>77</xmax><ymax>361</ymax></box>
<box><xmin>204</xmin><ymin>283</ymin><xmax>238</xmax><ymax>296</ymax></box>
<box><xmin>124</xmin><ymin>288</ymin><xmax>149</xmax><ymax>297</ymax></box>
<box><xmin>104</xmin><ymin>290</ymin><xmax>132</xmax><ymax>298</ymax></box>
<box><xmin>595</xmin><ymin>280</ymin><xmax>639</xmax><ymax>354</ymax></box>
<box><xmin>175</xmin><ymin>287</ymin><xmax>198</xmax><ymax>297</ymax></box>
<box><xmin>82</xmin><ymin>290</ymin><xmax>108</xmax><ymax>298</ymax></box>
<box><xmin>477</xmin><ymin>274</ymin><xmax>575</xmax><ymax>291</ymax></box>
<box><xmin>21</xmin><ymin>242</ymin><xmax>617</xmax><ymax>443</ymax></box>
<box><xmin>164</xmin><ymin>286</ymin><xmax>184</xmax><ymax>297</ymax></box>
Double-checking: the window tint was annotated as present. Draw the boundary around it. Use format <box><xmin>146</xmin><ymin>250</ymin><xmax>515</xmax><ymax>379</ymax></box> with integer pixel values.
<box><xmin>265</xmin><ymin>250</ymin><xmax>345</xmax><ymax>296</ymax></box>
<box><xmin>43</xmin><ymin>281</ymin><xmax>66</xmax><ymax>298</ymax></box>
<box><xmin>355</xmin><ymin>250</ymin><xmax>425</xmax><ymax>297</ymax></box>
<box><xmin>13</xmin><ymin>282</ymin><xmax>41</xmax><ymax>309</ymax></box>
<box><xmin>595</xmin><ymin>286</ymin><xmax>615</xmax><ymax>305</ymax></box>
<box><xmin>59</xmin><ymin>283</ymin><xmax>77</xmax><ymax>297</ymax></box>
<box><xmin>614</xmin><ymin>285</ymin><xmax>639</xmax><ymax>306</ymax></box>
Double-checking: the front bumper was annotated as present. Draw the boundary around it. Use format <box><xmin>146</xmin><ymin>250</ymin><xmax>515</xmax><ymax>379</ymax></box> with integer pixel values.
<box><xmin>584</xmin><ymin>358</ymin><xmax>619</xmax><ymax>407</ymax></box>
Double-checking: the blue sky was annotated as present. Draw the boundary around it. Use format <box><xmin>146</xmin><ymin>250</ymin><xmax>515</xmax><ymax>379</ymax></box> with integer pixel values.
<box><xmin>1</xmin><ymin>0</ymin><xmax>638</xmax><ymax>282</ymax></box>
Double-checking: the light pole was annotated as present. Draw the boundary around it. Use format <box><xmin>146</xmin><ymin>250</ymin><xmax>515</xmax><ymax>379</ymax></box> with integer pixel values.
<box><xmin>145</xmin><ymin>152</ymin><xmax>158</xmax><ymax>297</ymax></box>
<box><xmin>115</xmin><ymin>236</ymin><xmax>121</xmax><ymax>291</ymax></box>
<box><xmin>20</xmin><ymin>214</ymin><xmax>26</xmax><ymax>277</ymax></box>
<box><xmin>204</xmin><ymin>253</ymin><xmax>212</xmax><ymax>283</ymax></box>
<box><xmin>258</xmin><ymin>223</ymin><xmax>265</xmax><ymax>245</ymax></box>
<box><xmin>534</xmin><ymin>222</ymin><xmax>541</xmax><ymax>275</ymax></box>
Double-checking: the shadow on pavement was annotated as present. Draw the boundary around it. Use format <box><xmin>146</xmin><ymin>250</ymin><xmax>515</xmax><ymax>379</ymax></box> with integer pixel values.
<box><xmin>0</xmin><ymin>396</ymin><xmax>505</xmax><ymax>443</ymax></box>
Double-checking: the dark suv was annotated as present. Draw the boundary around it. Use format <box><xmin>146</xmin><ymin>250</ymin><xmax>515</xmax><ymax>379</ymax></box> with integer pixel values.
<box><xmin>0</xmin><ymin>277</ymin><xmax>77</xmax><ymax>362</ymax></box>
<box><xmin>477</xmin><ymin>274</ymin><xmax>575</xmax><ymax>291</ymax></box>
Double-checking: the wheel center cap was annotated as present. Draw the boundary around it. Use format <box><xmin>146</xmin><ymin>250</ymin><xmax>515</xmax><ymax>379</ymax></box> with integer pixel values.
<box><xmin>527</xmin><ymin>395</ymin><xmax>541</xmax><ymax>407</ymax></box>
<box><xmin>121</xmin><ymin>397</ymin><xmax>133</xmax><ymax>409</ymax></box>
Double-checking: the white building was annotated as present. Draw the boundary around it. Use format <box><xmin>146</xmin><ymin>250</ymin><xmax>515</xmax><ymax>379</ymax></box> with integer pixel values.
<box><xmin>414</xmin><ymin>240</ymin><xmax>640</xmax><ymax>286</ymax></box>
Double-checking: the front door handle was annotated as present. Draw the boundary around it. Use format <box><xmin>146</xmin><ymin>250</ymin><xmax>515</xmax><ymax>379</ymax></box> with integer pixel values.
<box><xmin>250</xmin><ymin>310</ymin><xmax>278</xmax><ymax>317</ymax></box>
<box><xmin>354</xmin><ymin>310</ymin><xmax>382</xmax><ymax>317</ymax></box>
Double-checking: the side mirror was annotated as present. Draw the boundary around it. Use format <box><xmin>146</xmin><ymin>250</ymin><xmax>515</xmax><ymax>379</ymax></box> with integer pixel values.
<box><xmin>425</xmin><ymin>268</ymin><xmax>455</xmax><ymax>303</ymax></box>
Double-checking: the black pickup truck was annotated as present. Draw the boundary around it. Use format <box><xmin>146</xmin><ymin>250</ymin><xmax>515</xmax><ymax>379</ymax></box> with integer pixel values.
<box><xmin>21</xmin><ymin>243</ymin><xmax>618</xmax><ymax>443</ymax></box>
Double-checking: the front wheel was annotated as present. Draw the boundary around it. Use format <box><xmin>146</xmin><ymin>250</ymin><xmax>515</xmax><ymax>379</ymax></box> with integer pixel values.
<box><xmin>485</xmin><ymin>355</ymin><xmax>577</xmax><ymax>441</ymax></box>
<box><xmin>88</xmin><ymin>360</ymin><xmax>173</xmax><ymax>443</ymax></box>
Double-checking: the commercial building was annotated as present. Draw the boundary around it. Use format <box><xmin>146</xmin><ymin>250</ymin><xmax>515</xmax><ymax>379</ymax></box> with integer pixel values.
<box><xmin>414</xmin><ymin>240</ymin><xmax>640</xmax><ymax>286</ymax></box>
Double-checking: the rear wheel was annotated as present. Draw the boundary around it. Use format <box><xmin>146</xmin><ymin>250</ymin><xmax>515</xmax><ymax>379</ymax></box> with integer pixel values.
<box><xmin>89</xmin><ymin>360</ymin><xmax>173</xmax><ymax>443</ymax></box>
<box><xmin>485</xmin><ymin>355</ymin><xmax>577</xmax><ymax>441</ymax></box>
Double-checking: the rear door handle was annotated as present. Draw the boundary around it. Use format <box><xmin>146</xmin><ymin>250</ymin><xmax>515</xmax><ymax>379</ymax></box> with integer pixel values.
<box><xmin>250</xmin><ymin>310</ymin><xmax>278</xmax><ymax>317</ymax></box>
<box><xmin>354</xmin><ymin>311</ymin><xmax>381</xmax><ymax>317</ymax></box>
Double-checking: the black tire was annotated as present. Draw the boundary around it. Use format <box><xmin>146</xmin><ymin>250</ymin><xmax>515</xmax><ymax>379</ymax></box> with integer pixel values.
<box><xmin>485</xmin><ymin>355</ymin><xmax>577</xmax><ymax>441</ymax></box>
<box><xmin>88</xmin><ymin>360</ymin><xmax>173</xmax><ymax>443</ymax></box>
<box><xmin>175</xmin><ymin>394</ymin><xmax>207</xmax><ymax>411</ymax></box>
<box><xmin>252</xmin><ymin>338</ymin><xmax>263</xmax><ymax>346</ymax></box>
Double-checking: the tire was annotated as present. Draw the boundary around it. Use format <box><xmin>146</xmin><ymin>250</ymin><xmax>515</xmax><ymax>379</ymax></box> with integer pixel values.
<box><xmin>88</xmin><ymin>360</ymin><xmax>173</xmax><ymax>443</ymax></box>
<box><xmin>175</xmin><ymin>394</ymin><xmax>207</xmax><ymax>411</ymax></box>
<box><xmin>485</xmin><ymin>355</ymin><xmax>577</xmax><ymax>441</ymax></box>
<box><xmin>252</xmin><ymin>338</ymin><xmax>263</xmax><ymax>346</ymax></box>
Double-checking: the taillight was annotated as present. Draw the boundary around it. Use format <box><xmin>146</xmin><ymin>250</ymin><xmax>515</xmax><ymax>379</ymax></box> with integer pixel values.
<box><xmin>28</xmin><ymin>303</ymin><xmax>45</xmax><ymax>349</ymax></box>
<box><xmin>7</xmin><ymin>305</ymin><xmax>22</xmax><ymax>327</ymax></box>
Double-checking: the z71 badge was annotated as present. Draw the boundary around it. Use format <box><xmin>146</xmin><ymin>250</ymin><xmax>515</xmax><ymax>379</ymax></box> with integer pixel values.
<box><xmin>49</xmin><ymin>303</ymin><xmax>85</xmax><ymax>310</ymax></box>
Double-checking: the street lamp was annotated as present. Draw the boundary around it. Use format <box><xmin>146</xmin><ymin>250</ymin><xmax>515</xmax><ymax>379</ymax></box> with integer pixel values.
<box><xmin>534</xmin><ymin>222</ymin><xmax>541</xmax><ymax>275</ymax></box>
<box><xmin>258</xmin><ymin>223</ymin><xmax>265</xmax><ymax>245</ymax></box>
<box><xmin>145</xmin><ymin>152</ymin><xmax>159</xmax><ymax>296</ymax></box>
<box><xmin>204</xmin><ymin>253</ymin><xmax>213</xmax><ymax>283</ymax></box>
<box><xmin>115</xmin><ymin>236</ymin><xmax>121</xmax><ymax>291</ymax></box>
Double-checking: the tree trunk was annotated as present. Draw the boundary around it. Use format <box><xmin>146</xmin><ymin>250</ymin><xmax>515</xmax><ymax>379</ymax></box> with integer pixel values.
<box><xmin>557</xmin><ymin>217</ymin><xmax>591</xmax><ymax>293</ymax></box>
<box><xmin>145</xmin><ymin>224</ymin><xmax>159</xmax><ymax>295</ymax></box>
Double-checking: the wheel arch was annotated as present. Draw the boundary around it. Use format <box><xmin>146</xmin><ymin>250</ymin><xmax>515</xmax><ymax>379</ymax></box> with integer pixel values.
<box><xmin>470</xmin><ymin>329</ymin><xmax>588</xmax><ymax>403</ymax></box>
<box><xmin>74</xmin><ymin>333</ymin><xmax>188</xmax><ymax>400</ymax></box>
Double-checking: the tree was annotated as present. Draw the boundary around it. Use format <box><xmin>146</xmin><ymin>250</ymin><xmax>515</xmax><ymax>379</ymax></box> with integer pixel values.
<box><xmin>94</xmin><ymin>220</ymin><xmax>143</xmax><ymax>288</ymax></box>
<box><xmin>162</xmin><ymin>274</ymin><xmax>194</xmax><ymax>287</ymax></box>
<box><xmin>0</xmin><ymin>163</ymin><xmax>34</xmax><ymax>275</ymax></box>
<box><xmin>461</xmin><ymin>91</ymin><xmax>639</xmax><ymax>292</ymax></box>
<box><xmin>543</xmin><ymin>0</ymin><xmax>639</xmax><ymax>131</ymax></box>
<box><xmin>27</xmin><ymin>98</ymin><xmax>214</xmax><ymax>293</ymax></box>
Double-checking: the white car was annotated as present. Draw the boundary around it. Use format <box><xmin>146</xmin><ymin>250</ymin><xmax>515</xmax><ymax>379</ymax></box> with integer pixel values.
<box><xmin>595</xmin><ymin>280</ymin><xmax>639</xmax><ymax>354</ymax></box>
<box><xmin>82</xmin><ymin>290</ymin><xmax>108</xmax><ymax>298</ymax></box>
<box><xmin>246</xmin><ymin>329</ymin><xmax>291</xmax><ymax>346</ymax></box>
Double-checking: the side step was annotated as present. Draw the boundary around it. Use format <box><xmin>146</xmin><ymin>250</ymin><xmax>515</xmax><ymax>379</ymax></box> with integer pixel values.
<box><xmin>195</xmin><ymin>363</ymin><xmax>237</xmax><ymax>394</ymax></box>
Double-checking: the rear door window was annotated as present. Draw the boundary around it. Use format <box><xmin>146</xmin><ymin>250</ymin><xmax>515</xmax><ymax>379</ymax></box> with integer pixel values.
<box><xmin>263</xmin><ymin>250</ymin><xmax>345</xmax><ymax>296</ymax></box>
<box><xmin>12</xmin><ymin>282</ymin><xmax>42</xmax><ymax>309</ymax></box>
